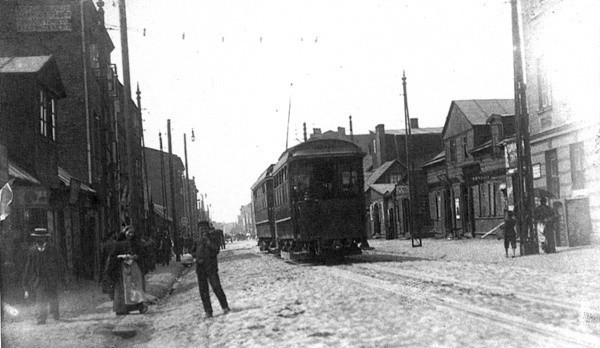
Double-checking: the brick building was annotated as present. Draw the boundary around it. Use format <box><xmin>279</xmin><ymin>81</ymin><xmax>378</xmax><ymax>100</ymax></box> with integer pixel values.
<box><xmin>0</xmin><ymin>0</ymin><xmax>121</xmax><ymax>280</ymax></box>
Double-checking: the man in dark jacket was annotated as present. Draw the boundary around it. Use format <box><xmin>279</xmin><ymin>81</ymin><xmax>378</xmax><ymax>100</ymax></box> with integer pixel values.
<box><xmin>191</xmin><ymin>221</ymin><xmax>230</xmax><ymax>318</ymax></box>
<box><xmin>22</xmin><ymin>228</ymin><xmax>67</xmax><ymax>324</ymax></box>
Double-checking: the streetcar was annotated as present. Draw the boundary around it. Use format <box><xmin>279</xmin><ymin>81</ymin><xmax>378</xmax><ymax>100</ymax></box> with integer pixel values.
<box><xmin>251</xmin><ymin>138</ymin><xmax>366</xmax><ymax>260</ymax></box>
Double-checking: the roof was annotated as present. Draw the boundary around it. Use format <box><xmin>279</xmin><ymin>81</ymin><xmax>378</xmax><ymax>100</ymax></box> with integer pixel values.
<box><xmin>364</xmin><ymin>160</ymin><xmax>404</xmax><ymax>191</ymax></box>
<box><xmin>0</xmin><ymin>56</ymin><xmax>53</xmax><ymax>73</ymax></box>
<box><xmin>387</xmin><ymin>127</ymin><xmax>443</xmax><ymax>135</ymax></box>
<box><xmin>421</xmin><ymin>151</ymin><xmax>446</xmax><ymax>168</ymax></box>
<box><xmin>368</xmin><ymin>183</ymin><xmax>397</xmax><ymax>196</ymax></box>
<box><xmin>8</xmin><ymin>161</ymin><xmax>40</xmax><ymax>185</ymax></box>
<box><xmin>251</xmin><ymin>164</ymin><xmax>274</xmax><ymax>191</ymax></box>
<box><xmin>273</xmin><ymin>139</ymin><xmax>364</xmax><ymax>173</ymax></box>
<box><xmin>58</xmin><ymin>167</ymin><xmax>95</xmax><ymax>193</ymax></box>
<box><xmin>453</xmin><ymin>99</ymin><xmax>514</xmax><ymax>125</ymax></box>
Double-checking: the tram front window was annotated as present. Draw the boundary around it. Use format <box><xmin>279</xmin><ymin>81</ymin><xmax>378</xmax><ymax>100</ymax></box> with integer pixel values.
<box><xmin>292</xmin><ymin>161</ymin><xmax>360</xmax><ymax>201</ymax></box>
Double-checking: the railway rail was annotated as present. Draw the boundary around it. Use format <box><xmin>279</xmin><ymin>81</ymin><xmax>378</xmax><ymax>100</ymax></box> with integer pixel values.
<box><xmin>317</xmin><ymin>261</ymin><xmax>600</xmax><ymax>348</ymax></box>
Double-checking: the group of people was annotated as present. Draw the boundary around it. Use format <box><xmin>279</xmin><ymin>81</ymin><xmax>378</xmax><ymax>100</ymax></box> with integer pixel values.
<box><xmin>500</xmin><ymin>196</ymin><xmax>559</xmax><ymax>257</ymax></box>
<box><xmin>22</xmin><ymin>220</ymin><xmax>231</xmax><ymax>324</ymax></box>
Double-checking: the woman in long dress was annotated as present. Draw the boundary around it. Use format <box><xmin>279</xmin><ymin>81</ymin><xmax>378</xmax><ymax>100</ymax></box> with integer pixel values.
<box><xmin>103</xmin><ymin>226</ymin><xmax>149</xmax><ymax>315</ymax></box>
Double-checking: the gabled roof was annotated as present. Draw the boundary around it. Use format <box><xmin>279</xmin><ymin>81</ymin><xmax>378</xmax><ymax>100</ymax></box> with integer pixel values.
<box><xmin>454</xmin><ymin>99</ymin><xmax>514</xmax><ymax>125</ymax></box>
<box><xmin>368</xmin><ymin>183</ymin><xmax>396</xmax><ymax>196</ymax></box>
<box><xmin>421</xmin><ymin>151</ymin><xmax>446</xmax><ymax>169</ymax></box>
<box><xmin>442</xmin><ymin>99</ymin><xmax>514</xmax><ymax>137</ymax></box>
<box><xmin>364</xmin><ymin>160</ymin><xmax>405</xmax><ymax>191</ymax></box>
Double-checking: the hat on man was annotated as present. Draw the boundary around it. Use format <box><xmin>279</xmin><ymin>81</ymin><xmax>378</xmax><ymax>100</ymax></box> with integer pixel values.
<box><xmin>31</xmin><ymin>228</ymin><xmax>50</xmax><ymax>237</ymax></box>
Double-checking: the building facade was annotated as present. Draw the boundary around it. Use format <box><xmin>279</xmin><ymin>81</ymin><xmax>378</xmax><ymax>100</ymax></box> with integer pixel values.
<box><xmin>518</xmin><ymin>0</ymin><xmax>600</xmax><ymax>244</ymax></box>
<box><xmin>424</xmin><ymin>99</ymin><xmax>514</xmax><ymax>239</ymax></box>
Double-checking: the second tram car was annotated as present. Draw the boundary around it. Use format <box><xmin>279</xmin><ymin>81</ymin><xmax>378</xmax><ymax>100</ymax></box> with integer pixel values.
<box><xmin>251</xmin><ymin>138</ymin><xmax>366</xmax><ymax>259</ymax></box>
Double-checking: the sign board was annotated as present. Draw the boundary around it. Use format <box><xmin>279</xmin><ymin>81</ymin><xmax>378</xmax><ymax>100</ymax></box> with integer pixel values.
<box><xmin>532</xmin><ymin>163</ymin><xmax>542</xmax><ymax>179</ymax></box>
<box><xmin>16</xmin><ymin>5</ymin><xmax>72</xmax><ymax>32</ymax></box>
<box><xmin>505</xmin><ymin>142</ymin><xmax>518</xmax><ymax>169</ymax></box>
<box><xmin>395</xmin><ymin>185</ymin><xmax>409</xmax><ymax>196</ymax></box>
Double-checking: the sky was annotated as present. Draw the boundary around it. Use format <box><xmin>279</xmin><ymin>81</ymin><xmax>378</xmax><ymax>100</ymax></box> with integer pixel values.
<box><xmin>102</xmin><ymin>0</ymin><xmax>515</xmax><ymax>222</ymax></box>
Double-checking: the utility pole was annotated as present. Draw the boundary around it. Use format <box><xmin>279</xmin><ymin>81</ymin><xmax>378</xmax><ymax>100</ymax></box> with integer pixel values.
<box><xmin>184</xmin><ymin>133</ymin><xmax>191</xmax><ymax>240</ymax></box>
<box><xmin>349</xmin><ymin>115</ymin><xmax>354</xmax><ymax>142</ymax></box>
<box><xmin>159</xmin><ymin>132</ymin><xmax>168</xmax><ymax>233</ymax></box>
<box><xmin>167</xmin><ymin>120</ymin><xmax>180</xmax><ymax>261</ymax></box>
<box><xmin>402</xmin><ymin>71</ymin><xmax>421</xmax><ymax>247</ymax></box>
<box><xmin>136</xmin><ymin>84</ymin><xmax>152</xmax><ymax>237</ymax></box>
<box><xmin>118</xmin><ymin>0</ymin><xmax>138</xmax><ymax>230</ymax></box>
<box><xmin>511</xmin><ymin>0</ymin><xmax>538</xmax><ymax>255</ymax></box>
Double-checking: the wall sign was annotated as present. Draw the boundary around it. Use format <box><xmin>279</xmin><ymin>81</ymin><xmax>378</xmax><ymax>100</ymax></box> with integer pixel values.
<box><xmin>16</xmin><ymin>5</ymin><xmax>72</xmax><ymax>32</ymax></box>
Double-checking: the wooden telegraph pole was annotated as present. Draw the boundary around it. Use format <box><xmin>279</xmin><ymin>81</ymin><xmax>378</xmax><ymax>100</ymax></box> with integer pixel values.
<box><xmin>511</xmin><ymin>0</ymin><xmax>538</xmax><ymax>255</ymax></box>
<box><xmin>167</xmin><ymin>120</ymin><xmax>180</xmax><ymax>261</ymax></box>
<box><xmin>402</xmin><ymin>72</ymin><xmax>421</xmax><ymax>247</ymax></box>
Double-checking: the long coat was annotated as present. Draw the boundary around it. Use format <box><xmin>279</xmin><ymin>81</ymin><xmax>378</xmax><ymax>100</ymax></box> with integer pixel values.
<box><xmin>22</xmin><ymin>244</ymin><xmax>64</xmax><ymax>293</ymax></box>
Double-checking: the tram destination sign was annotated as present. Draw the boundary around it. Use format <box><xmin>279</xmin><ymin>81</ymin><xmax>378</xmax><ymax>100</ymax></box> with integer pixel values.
<box><xmin>16</xmin><ymin>5</ymin><xmax>72</xmax><ymax>33</ymax></box>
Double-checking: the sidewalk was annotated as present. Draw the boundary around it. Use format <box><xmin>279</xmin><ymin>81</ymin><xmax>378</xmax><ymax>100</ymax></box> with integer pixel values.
<box><xmin>1</xmin><ymin>256</ymin><xmax>191</xmax><ymax>324</ymax></box>
<box><xmin>366</xmin><ymin>236</ymin><xmax>600</xmax><ymax>271</ymax></box>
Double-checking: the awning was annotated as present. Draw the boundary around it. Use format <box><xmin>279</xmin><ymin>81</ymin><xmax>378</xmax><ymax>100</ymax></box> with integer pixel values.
<box><xmin>153</xmin><ymin>204</ymin><xmax>172</xmax><ymax>222</ymax></box>
<box><xmin>8</xmin><ymin>161</ymin><xmax>41</xmax><ymax>184</ymax></box>
<box><xmin>58</xmin><ymin>167</ymin><xmax>95</xmax><ymax>193</ymax></box>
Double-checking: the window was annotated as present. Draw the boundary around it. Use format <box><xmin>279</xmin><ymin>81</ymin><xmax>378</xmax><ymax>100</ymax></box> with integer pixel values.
<box><xmin>545</xmin><ymin>149</ymin><xmax>560</xmax><ymax>198</ymax></box>
<box><xmin>39</xmin><ymin>89</ymin><xmax>56</xmax><ymax>140</ymax></box>
<box><xmin>537</xmin><ymin>58</ymin><xmax>552</xmax><ymax>111</ymax></box>
<box><xmin>449</xmin><ymin>139</ymin><xmax>457</xmax><ymax>162</ymax></box>
<box><xmin>570</xmin><ymin>142</ymin><xmax>586</xmax><ymax>189</ymax></box>
<box><xmin>462</xmin><ymin>135</ymin><xmax>468</xmax><ymax>160</ymax></box>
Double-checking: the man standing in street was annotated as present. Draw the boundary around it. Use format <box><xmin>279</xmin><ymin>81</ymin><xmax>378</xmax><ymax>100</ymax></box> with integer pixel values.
<box><xmin>534</xmin><ymin>197</ymin><xmax>557</xmax><ymax>254</ymax></box>
<box><xmin>22</xmin><ymin>228</ymin><xmax>67</xmax><ymax>325</ymax></box>
<box><xmin>191</xmin><ymin>221</ymin><xmax>230</xmax><ymax>319</ymax></box>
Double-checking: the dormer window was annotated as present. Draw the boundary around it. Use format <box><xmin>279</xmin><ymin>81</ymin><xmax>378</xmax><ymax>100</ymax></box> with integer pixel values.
<box><xmin>39</xmin><ymin>89</ymin><xmax>56</xmax><ymax>140</ymax></box>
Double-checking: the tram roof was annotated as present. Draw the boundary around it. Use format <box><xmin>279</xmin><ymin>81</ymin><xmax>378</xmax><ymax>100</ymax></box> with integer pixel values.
<box><xmin>250</xmin><ymin>164</ymin><xmax>274</xmax><ymax>191</ymax></box>
<box><xmin>273</xmin><ymin>139</ymin><xmax>365</xmax><ymax>172</ymax></box>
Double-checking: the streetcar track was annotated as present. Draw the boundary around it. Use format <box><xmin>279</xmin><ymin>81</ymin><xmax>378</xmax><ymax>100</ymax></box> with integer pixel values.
<box><xmin>354</xmin><ymin>262</ymin><xmax>600</xmax><ymax>318</ymax></box>
<box><xmin>321</xmin><ymin>264</ymin><xmax>600</xmax><ymax>348</ymax></box>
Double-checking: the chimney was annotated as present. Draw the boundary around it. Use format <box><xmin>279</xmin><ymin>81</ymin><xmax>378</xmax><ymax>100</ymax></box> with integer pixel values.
<box><xmin>313</xmin><ymin>128</ymin><xmax>321</xmax><ymax>136</ymax></box>
<box><xmin>410</xmin><ymin>118</ymin><xmax>419</xmax><ymax>129</ymax></box>
<box><xmin>374</xmin><ymin>124</ymin><xmax>386</xmax><ymax>168</ymax></box>
<box><xmin>337</xmin><ymin>127</ymin><xmax>346</xmax><ymax>136</ymax></box>
<box><xmin>349</xmin><ymin>115</ymin><xmax>354</xmax><ymax>142</ymax></box>
<box><xmin>303</xmin><ymin>122</ymin><xmax>307</xmax><ymax>142</ymax></box>
<box><xmin>97</xmin><ymin>0</ymin><xmax>105</xmax><ymax>27</ymax></box>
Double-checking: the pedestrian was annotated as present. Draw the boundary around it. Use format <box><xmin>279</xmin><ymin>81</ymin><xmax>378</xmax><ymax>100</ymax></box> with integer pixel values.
<box><xmin>191</xmin><ymin>221</ymin><xmax>230</xmax><ymax>319</ymax></box>
<box><xmin>102</xmin><ymin>225</ymin><xmax>149</xmax><ymax>316</ymax></box>
<box><xmin>22</xmin><ymin>228</ymin><xmax>68</xmax><ymax>325</ymax></box>
<box><xmin>160</xmin><ymin>231</ymin><xmax>173</xmax><ymax>266</ymax></box>
<box><xmin>218</xmin><ymin>229</ymin><xmax>226</xmax><ymax>250</ymax></box>
<box><xmin>502</xmin><ymin>210</ymin><xmax>517</xmax><ymax>258</ymax></box>
<box><xmin>534</xmin><ymin>197</ymin><xmax>557</xmax><ymax>254</ymax></box>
